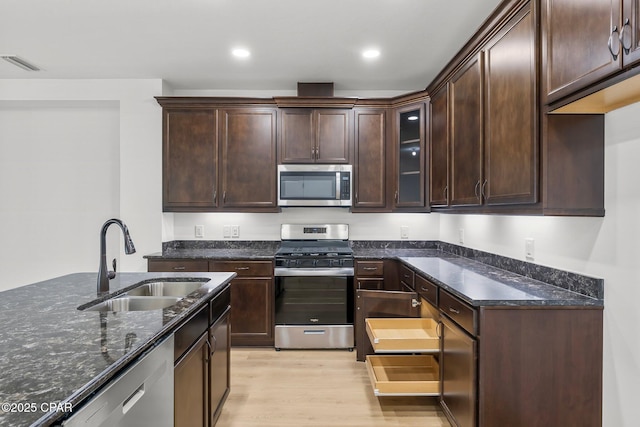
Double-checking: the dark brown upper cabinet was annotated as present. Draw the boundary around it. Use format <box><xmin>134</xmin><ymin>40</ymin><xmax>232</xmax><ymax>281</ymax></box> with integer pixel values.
<box><xmin>483</xmin><ymin>3</ymin><xmax>538</xmax><ymax>205</ymax></box>
<box><xmin>162</xmin><ymin>108</ymin><xmax>218</xmax><ymax>211</ymax></box>
<box><xmin>541</xmin><ymin>0</ymin><xmax>640</xmax><ymax>104</ymax></box>
<box><xmin>219</xmin><ymin>108</ymin><xmax>278</xmax><ymax>210</ymax></box>
<box><xmin>450</xmin><ymin>54</ymin><xmax>483</xmax><ymax>207</ymax></box>
<box><xmin>429</xmin><ymin>85</ymin><xmax>449</xmax><ymax>207</ymax></box>
<box><xmin>278</xmin><ymin>108</ymin><xmax>351</xmax><ymax>164</ymax></box>
<box><xmin>352</xmin><ymin>107</ymin><xmax>389</xmax><ymax>211</ymax></box>
<box><xmin>440</xmin><ymin>1</ymin><xmax>538</xmax><ymax>209</ymax></box>
<box><xmin>394</xmin><ymin>102</ymin><xmax>428</xmax><ymax>210</ymax></box>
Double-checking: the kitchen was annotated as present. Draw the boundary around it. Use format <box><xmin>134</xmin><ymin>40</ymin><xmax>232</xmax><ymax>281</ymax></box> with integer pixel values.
<box><xmin>0</xmin><ymin>0</ymin><xmax>636</xmax><ymax>426</ymax></box>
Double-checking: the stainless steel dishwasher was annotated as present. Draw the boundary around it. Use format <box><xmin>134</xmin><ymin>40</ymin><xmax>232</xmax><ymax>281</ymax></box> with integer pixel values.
<box><xmin>62</xmin><ymin>335</ymin><xmax>174</xmax><ymax>427</ymax></box>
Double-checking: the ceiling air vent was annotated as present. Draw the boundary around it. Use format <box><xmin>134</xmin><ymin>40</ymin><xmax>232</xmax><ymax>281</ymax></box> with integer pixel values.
<box><xmin>1</xmin><ymin>55</ymin><xmax>40</xmax><ymax>71</ymax></box>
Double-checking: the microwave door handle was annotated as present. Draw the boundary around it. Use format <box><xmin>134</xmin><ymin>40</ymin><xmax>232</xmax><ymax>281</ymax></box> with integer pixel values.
<box><xmin>336</xmin><ymin>172</ymin><xmax>341</xmax><ymax>200</ymax></box>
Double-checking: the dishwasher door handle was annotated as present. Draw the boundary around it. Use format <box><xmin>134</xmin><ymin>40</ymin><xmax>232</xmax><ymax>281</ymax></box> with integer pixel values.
<box><xmin>122</xmin><ymin>384</ymin><xmax>145</xmax><ymax>414</ymax></box>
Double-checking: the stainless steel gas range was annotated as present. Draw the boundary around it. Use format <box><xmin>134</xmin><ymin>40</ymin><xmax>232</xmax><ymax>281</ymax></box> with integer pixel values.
<box><xmin>274</xmin><ymin>224</ymin><xmax>354</xmax><ymax>350</ymax></box>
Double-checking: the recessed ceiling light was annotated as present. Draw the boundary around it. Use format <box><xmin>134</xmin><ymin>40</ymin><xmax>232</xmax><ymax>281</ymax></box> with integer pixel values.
<box><xmin>408</xmin><ymin>115</ymin><xmax>419</xmax><ymax>121</ymax></box>
<box><xmin>232</xmin><ymin>48</ymin><xmax>251</xmax><ymax>59</ymax></box>
<box><xmin>362</xmin><ymin>49</ymin><xmax>380</xmax><ymax>59</ymax></box>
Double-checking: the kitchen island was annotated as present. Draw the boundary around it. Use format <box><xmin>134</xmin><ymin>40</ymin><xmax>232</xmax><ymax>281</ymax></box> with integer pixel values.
<box><xmin>0</xmin><ymin>271</ymin><xmax>235</xmax><ymax>427</ymax></box>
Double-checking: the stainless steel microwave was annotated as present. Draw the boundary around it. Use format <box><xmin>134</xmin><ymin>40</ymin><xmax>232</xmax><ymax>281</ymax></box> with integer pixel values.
<box><xmin>278</xmin><ymin>164</ymin><xmax>352</xmax><ymax>207</ymax></box>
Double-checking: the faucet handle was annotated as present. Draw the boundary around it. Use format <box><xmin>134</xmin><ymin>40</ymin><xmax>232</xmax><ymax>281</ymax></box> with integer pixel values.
<box><xmin>108</xmin><ymin>258</ymin><xmax>117</xmax><ymax>279</ymax></box>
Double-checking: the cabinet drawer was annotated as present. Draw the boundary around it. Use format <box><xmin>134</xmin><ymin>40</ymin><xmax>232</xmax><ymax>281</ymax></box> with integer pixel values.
<box><xmin>415</xmin><ymin>275</ymin><xmax>438</xmax><ymax>307</ymax></box>
<box><xmin>356</xmin><ymin>279</ymin><xmax>384</xmax><ymax>290</ymax></box>
<box><xmin>366</xmin><ymin>318</ymin><xmax>439</xmax><ymax>353</ymax></box>
<box><xmin>148</xmin><ymin>259</ymin><xmax>209</xmax><ymax>272</ymax></box>
<box><xmin>174</xmin><ymin>304</ymin><xmax>209</xmax><ymax>362</ymax></box>
<box><xmin>399</xmin><ymin>265</ymin><xmax>415</xmax><ymax>289</ymax></box>
<box><xmin>356</xmin><ymin>260</ymin><xmax>384</xmax><ymax>277</ymax></box>
<box><xmin>439</xmin><ymin>290</ymin><xmax>477</xmax><ymax>336</ymax></box>
<box><xmin>209</xmin><ymin>260</ymin><xmax>273</xmax><ymax>277</ymax></box>
<box><xmin>365</xmin><ymin>355</ymin><xmax>439</xmax><ymax>396</ymax></box>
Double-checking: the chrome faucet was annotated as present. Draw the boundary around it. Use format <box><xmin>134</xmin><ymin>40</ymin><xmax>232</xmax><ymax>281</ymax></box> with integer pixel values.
<box><xmin>97</xmin><ymin>218</ymin><xmax>136</xmax><ymax>294</ymax></box>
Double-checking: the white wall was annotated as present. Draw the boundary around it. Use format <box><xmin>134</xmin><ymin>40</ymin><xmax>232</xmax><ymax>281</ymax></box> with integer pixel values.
<box><xmin>439</xmin><ymin>102</ymin><xmax>640</xmax><ymax>427</ymax></box>
<box><xmin>170</xmin><ymin>210</ymin><xmax>439</xmax><ymax>241</ymax></box>
<box><xmin>0</xmin><ymin>80</ymin><xmax>164</xmax><ymax>290</ymax></box>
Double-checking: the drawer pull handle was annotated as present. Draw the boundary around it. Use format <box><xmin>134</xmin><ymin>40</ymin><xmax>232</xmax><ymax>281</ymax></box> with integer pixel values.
<box><xmin>173</xmin><ymin>266</ymin><xmax>186</xmax><ymax>271</ymax></box>
<box><xmin>363</xmin><ymin>267</ymin><xmax>378</xmax><ymax>271</ymax></box>
<box><xmin>449</xmin><ymin>307</ymin><xmax>460</xmax><ymax>314</ymax></box>
<box><xmin>420</xmin><ymin>286</ymin><xmax>429</xmax><ymax>292</ymax></box>
<box><xmin>236</xmin><ymin>267</ymin><xmax>250</xmax><ymax>270</ymax></box>
<box><xmin>404</xmin><ymin>274</ymin><xmax>410</xmax><ymax>279</ymax></box>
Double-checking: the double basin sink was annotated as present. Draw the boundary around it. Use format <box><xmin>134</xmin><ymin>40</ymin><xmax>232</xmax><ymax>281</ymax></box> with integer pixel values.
<box><xmin>82</xmin><ymin>280</ymin><xmax>208</xmax><ymax>312</ymax></box>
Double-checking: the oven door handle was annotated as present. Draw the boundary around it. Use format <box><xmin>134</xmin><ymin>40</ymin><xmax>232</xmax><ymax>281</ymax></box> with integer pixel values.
<box><xmin>274</xmin><ymin>267</ymin><xmax>354</xmax><ymax>277</ymax></box>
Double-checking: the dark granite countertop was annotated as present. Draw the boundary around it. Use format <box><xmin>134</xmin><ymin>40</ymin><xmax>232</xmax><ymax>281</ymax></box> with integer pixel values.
<box><xmin>0</xmin><ymin>271</ymin><xmax>235</xmax><ymax>427</ymax></box>
<box><xmin>399</xmin><ymin>256</ymin><xmax>602</xmax><ymax>307</ymax></box>
<box><xmin>146</xmin><ymin>240</ymin><xmax>603</xmax><ymax>308</ymax></box>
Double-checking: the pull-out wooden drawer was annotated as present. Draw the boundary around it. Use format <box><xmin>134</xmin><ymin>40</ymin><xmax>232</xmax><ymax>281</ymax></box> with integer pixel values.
<box><xmin>365</xmin><ymin>355</ymin><xmax>440</xmax><ymax>396</ymax></box>
<box><xmin>365</xmin><ymin>318</ymin><xmax>439</xmax><ymax>353</ymax></box>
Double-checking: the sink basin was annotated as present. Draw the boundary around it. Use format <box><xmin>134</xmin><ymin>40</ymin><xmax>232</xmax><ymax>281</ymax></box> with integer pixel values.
<box><xmin>83</xmin><ymin>296</ymin><xmax>182</xmax><ymax>312</ymax></box>
<box><xmin>124</xmin><ymin>281</ymin><xmax>206</xmax><ymax>297</ymax></box>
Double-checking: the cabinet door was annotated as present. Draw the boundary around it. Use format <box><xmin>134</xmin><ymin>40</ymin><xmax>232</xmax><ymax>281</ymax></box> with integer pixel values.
<box><xmin>440</xmin><ymin>316</ymin><xmax>477</xmax><ymax>427</ymax></box>
<box><xmin>622</xmin><ymin>0</ymin><xmax>640</xmax><ymax>65</ymax></box>
<box><xmin>542</xmin><ymin>0</ymin><xmax>622</xmax><ymax>104</ymax></box>
<box><xmin>279</xmin><ymin>109</ymin><xmax>315</xmax><ymax>163</ymax></box>
<box><xmin>315</xmin><ymin>110</ymin><xmax>351</xmax><ymax>163</ymax></box>
<box><xmin>209</xmin><ymin>308</ymin><xmax>230</xmax><ymax>426</ymax></box>
<box><xmin>230</xmin><ymin>278</ymin><xmax>274</xmax><ymax>346</ymax></box>
<box><xmin>450</xmin><ymin>55</ymin><xmax>483</xmax><ymax>207</ymax></box>
<box><xmin>174</xmin><ymin>332</ymin><xmax>209</xmax><ymax>427</ymax></box>
<box><xmin>355</xmin><ymin>289</ymin><xmax>419</xmax><ymax>361</ymax></box>
<box><xmin>395</xmin><ymin>103</ymin><xmax>425</xmax><ymax>208</ymax></box>
<box><xmin>429</xmin><ymin>85</ymin><xmax>449</xmax><ymax>207</ymax></box>
<box><xmin>353</xmin><ymin>108</ymin><xmax>388</xmax><ymax>209</ymax></box>
<box><xmin>484</xmin><ymin>3</ymin><xmax>538</xmax><ymax>205</ymax></box>
<box><xmin>163</xmin><ymin>109</ymin><xmax>218</xmax><ymax>211</ymax></box>
<box><xmin>220</xmin><ymin>108</ymin><xmax>277</xmax><ymax>209</ymax></box>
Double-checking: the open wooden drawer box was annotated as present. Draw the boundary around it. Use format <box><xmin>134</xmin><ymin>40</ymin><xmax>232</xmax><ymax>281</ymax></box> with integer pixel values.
<box><xmin>365</xmin><ymin>318</ymin><xmax>439</xmax><ymax>353</ymax></box>
<box><xmin>365</xmin><ymin>355</ymin><xmax>440</xmax><ymax>396</ymax></box>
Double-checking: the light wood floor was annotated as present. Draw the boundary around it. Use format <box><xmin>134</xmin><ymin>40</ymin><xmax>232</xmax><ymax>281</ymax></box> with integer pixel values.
<box><xmin>216</xmin><ymin>348</ymin><xmax>451</xmax><ymax>427</ymax></box>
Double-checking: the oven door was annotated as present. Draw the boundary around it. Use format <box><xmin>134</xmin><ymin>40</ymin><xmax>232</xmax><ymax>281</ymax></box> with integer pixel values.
<box><xmin>274</xmin><ymin>273</ymin><xmax>354</xmax><ymax>349</ymax></box>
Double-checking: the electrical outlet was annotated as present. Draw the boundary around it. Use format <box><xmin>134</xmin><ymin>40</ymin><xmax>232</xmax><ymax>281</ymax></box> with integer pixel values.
<box><xmin>525</xmin><ymin>238</ymin><xmax>535</xmax><ymax>260</ymax></box>
<box><xmin>222</xmin><ymin>225</ymin><xmax>232</xmax><ymax>238</ymax></box>
<box><xmin>231</xmin><ymin>225</ymin><xmax>240</xmax><ymax>238</ymax></box>
<box><xmin>459</xmin><ymin>228</ymin><xmax>464</xmax><ymax>245</ymax></box>
<box><xmin>400</xmin><ymin>226</ymin><xmax>409</xmax><ymax>239</ymax></box>
<box><xmin>195</xmin><ymin>225</ymin><xmax>204</xmax><ymax>238</ymax></box>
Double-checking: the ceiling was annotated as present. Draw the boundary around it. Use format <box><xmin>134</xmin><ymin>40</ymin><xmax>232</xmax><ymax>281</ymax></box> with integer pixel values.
<box><xmin>0</xmin><ymin>0</ymin><xmax>503</xmax><ymax>94</ymax></box>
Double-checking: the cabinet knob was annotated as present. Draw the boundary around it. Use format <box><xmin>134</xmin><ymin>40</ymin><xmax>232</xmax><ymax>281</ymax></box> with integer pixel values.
<box><xmin>411</xmin><ymin>298</ymin><xmax>421</xmax><ymax>308</ymax></box>
<box><xmin>609</xmin><ymin>25</ymin><xmax>621</xmax><ymax>60</ymax></box>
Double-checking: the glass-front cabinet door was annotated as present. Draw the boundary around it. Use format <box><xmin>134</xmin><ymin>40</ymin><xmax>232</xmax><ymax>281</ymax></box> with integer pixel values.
<box><xmin>395</xmin><ymin>103</ymin><xmax>425</xmax><ymax>208</ymax></box>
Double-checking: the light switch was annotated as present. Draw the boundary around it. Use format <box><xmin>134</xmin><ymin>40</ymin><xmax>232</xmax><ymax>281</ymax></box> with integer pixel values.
<box><xmin>525</xmin><ymin>238</ymin><xmax>535</xmax><ymax>260</ymax></box>
<box><xmin>231</xmin><ymin>225</ymin><xmax>240</xmax><ymax>238</ymax></box>
<box><xmin>195</xmin><ymin>225</ymin><xmax>204</xmax><ymax>238</ymax></box>
<box><xmin>223</xmin><ymin>225</ymin><xmax>232</xmax><ymax>238</ymax></box>
<box><xmin>459</xmin><ymin>228</ymin><xmax>464</xmax><ymax>245</ymax></box>
<box><xmin>400</xmin><ymin>226</ymin><xmax>409</xmax><ymax>239</ymax></box>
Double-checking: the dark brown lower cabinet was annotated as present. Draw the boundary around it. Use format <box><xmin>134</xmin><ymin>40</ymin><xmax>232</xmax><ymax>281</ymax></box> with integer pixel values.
<box><xmin>174</xmin><ymin>286</ymin><xmax>231</xmax><ymax>427</ymax></box>
<box><xmin>209</xmin><ymin>308</ymin><xmax>230</xmax><ymax>426</ymax></box>
<box><xmin>229</xmin><ymin>278</ymin><xmax>274</xmax><ymax>346</ymax></box>
<box><xmin>440</xmin><ymin>316</ymin><xmax>477</xmax><ymax>427</ymax></box>
<box><xmin>174</xmin><ymin>332</ymin><xmax>208</xmax><ymax>427</ymax></box>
